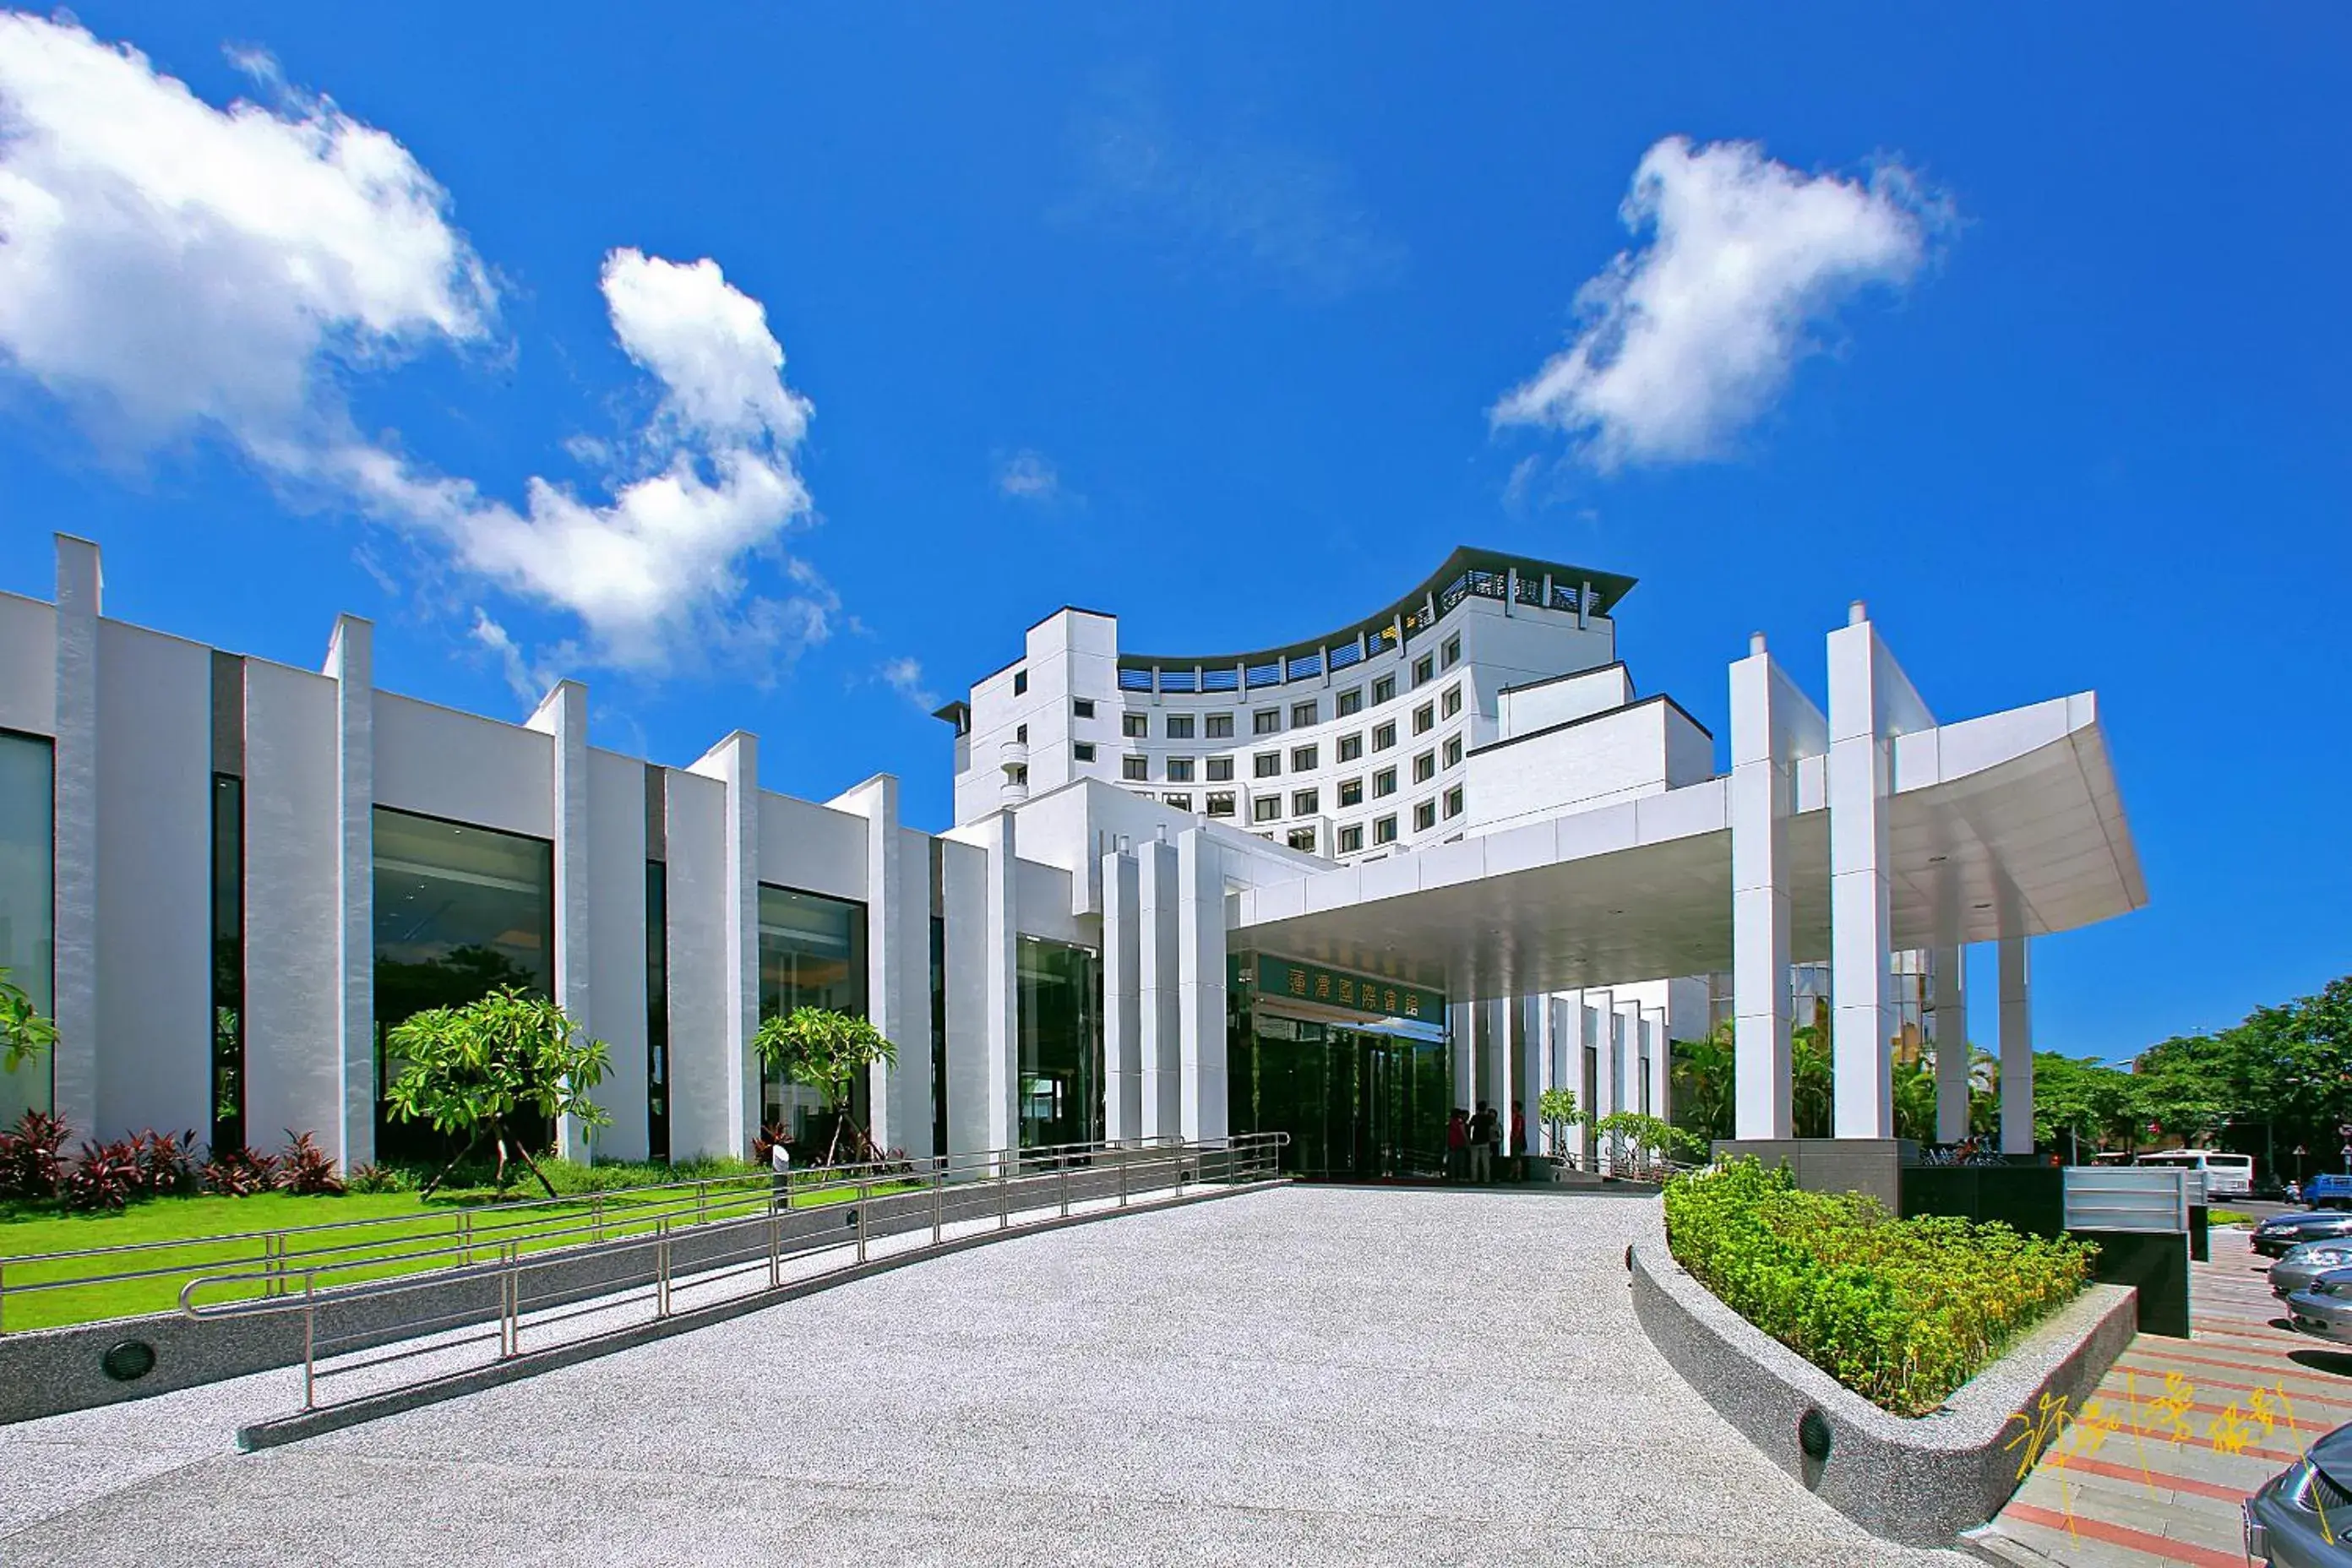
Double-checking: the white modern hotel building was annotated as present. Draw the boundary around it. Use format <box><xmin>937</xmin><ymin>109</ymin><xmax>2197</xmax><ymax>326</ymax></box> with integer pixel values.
<box><xmin>0</xmin><ymin>536</ymin><xmax>2146</xmax><ymax>1178</ymax></box>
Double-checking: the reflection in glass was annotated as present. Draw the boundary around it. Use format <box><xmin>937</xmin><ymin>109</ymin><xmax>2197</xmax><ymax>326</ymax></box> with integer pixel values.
<box><xmin>757</xmin><ymin>885</ymin><xmax>867</xmax><ymax>1145</ymax></box>
<box><xmin>646</xmin><ymin>860</ymin><xmax>669</xmax><ymax>1164</ymax></box>
<box><xmin>0</xmin><ymin>732</ymin><xmax>52</xmax><ymax>1124</ymax></box>
<box><xmin>373</xmin><ymin>807</ymin><xmax>553</xmax><ymax>1161</ymax></box>
<box><xmin>212</xmin><ymin>775</ymin><xmax>244</xmax><ymax>1152</ymax></box>
<box><xmin>1016</xmin><ymin>936</ymin><xmax>1101</xmax><ymax>1150</ymax></box>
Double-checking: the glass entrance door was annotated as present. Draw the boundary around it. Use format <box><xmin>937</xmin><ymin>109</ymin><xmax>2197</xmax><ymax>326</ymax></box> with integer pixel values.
<box><xmin>1233</xmin><ymin>1012</ymin><xmax>1446</xmax><ymax>1180</ymax></box>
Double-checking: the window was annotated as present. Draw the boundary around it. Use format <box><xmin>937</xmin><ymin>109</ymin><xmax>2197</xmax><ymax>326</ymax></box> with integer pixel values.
<box><xmin>1163</xmin><ymin>792</ymin><xmax>1192</xmax><ymax>811</ymax></box>
<box><xmin>1337</xmin><ymin>732</ymin><xmax>1363</xmax><ymax>762</ymax></box>
<box><xmin>1206</xmin><ymin>756</ymin><xmax>1234</xmax><ymax>781</ymax></box>
<box><xmin>1375</xmin><ymin>814</ymin><xmax>1398</xmax><ymax>845</ymax></box>
<box><xmin>1253</xmin><ymin>797</ymin><xmax>1281</xmax><ymax>824</ymax></box>
<box><xmin>1413</xmin><ymin>655</ymin><xmax>1435</xmax><ymax>686</ymax></box>
<box><xmin>1013</xmin><ymin>669</ymin><xmax>1027</xmax><ymax>695</ymax></box>
<box><xmin>1338</xmin><ymin>777</ymin><xmax>1363</xmax><ymax>807</ymax></box>
<box><xmin>1413</xmin><ymin>751</ymin><xmax>1435</xmax><ymax>784</ymax></box>
<box><xmin>1337</xmin><ymin>824</ymin><xmax>1364</xmax><ymax>854</ymax></box>
<box><xmin>373</xmin><ymin>808</ymin><xmax>558</xmax><ymax>1159</ymax></box>
<box><xmin>1445</xmin><ymin>785</ymin><xmax>1465</xmax><ymax>819</ymax></box>
<box><xmin>1166</xmin><ymin>757</ymin><xmax>1195</xmax><ymax>782</ymax></box>
<box><xmin>1122</xmin><ymin>713</ymin><xmax>1147</xmax><ymax>738</ymax></box>
<box><xmin>1373</xmin><ymin>674</ymin><xmax>1396</xmax><ymax>705</ymax></box>
<box><xmin>1287</xmin><ymin>827</ymin><xmax>1317</xmax><ymax>852</ymax></box>
<box><xmin>1074</xmin><ymin>697</ymin><xmax>1095</xmax><ymax>719</ymax></box>
<box><xmin>1122</xmin><ymin>756</ymin><xmax>1147</xmax><ymax>781</ymax></box>
<box><xmin>1074</xmin><ymin>742</ymin><xmax>1097</xmax><ymax>763</ymax></box>
<box><xmin>1375</xmin><ymin>767</ymin><xmax>1397</xmax><ymax>798</ymax></box>
<box><xmin>1292</xmin><ymin>788</ymin><xmax>1319</xmax><ymax>815</ymax></box>
<box><xmin>211</xmin><ymin>772</ymin><xmax>243</xmax><ymax>1152</ymax></box>
<box><xmin>1373</xmin><ymin>721</ymin><xmax>1396</xmax><ymax>751</ymax></box>
<box><xmin>1254</xmin><ymin>753</ymin><xmax>1281</xmax><ymax>779</ymax></box>
<box><xmin>1010</xmin><ymin>765</ymin><xmax>1028</xmax><ymax>787</ymax></box>
<box><xmin>757</xmin><ymin>884</ymin><xmax>871</xmax><ymax>1139</ymax></box>
<box><xmin>1290</xmin><ymin>744</ymin><xmax>1318</xmax><ymax>772</ymax></box>
<box><xmin>1206</xmin><ymin>792</ymin><xmax>1236</xmax><ymax>817</ymax></box>
<box><xmin>1337</xmin><ymin>688</ymin><xmax>1364</xmax><ymax>717</ymax></box>
<box><xmin>1442</xmin><ymin>684</ymin><xmax>1462</xmax><ymax>719</ymax></box>
<box><xmin>1015</xmin><ymin>724</ymin><xmax>1027</xmax><ymax>744</ymax></box>
<box><xmin>1413</xmin><ymin>703</ymin><xmax>1435</xmax><ymax>735</ymax></box>
<box><xmin>1414</xmin><ymin>799</ymin><xmax>1437</xmax><ymax>832</ymax></box>
<box><xmin>1291</xmin><ymin>700</ymin><xmax>1318</xmax><ymax>727</ymax></box>
<box><xmin>1253</xmin><ymin>708</ymin><xmax>1282</xmax><ymax>735</ymax></box>
<box><xmin>1443</xmin><ymin>734</ymin><xmax>1462</xmax><ymax>768</ymax></box>
<box><xmin>1442</xmin><ymin>634</ymin><xmax>1461</xmax><ymax>668</ymax></box>
<box><xmin>1206</xmin><ymin>713</ymin><xmax>1234</xmax><ymax>739</ymax></box>
<box><xmin>1017</xmin><ymin>936</ymin><xmax>1101</xmax><ymax>1150</ymax></box>
<box><xmin>1165</xmin><ymin>714</ymin><xmax>1195</xmax><ymax>740</ymax></box>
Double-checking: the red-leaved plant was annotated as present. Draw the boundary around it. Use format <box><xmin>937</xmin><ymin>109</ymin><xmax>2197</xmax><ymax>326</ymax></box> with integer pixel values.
<box><xmin>62</xmin><ymin>1139</ymin><xmax>141</xmax><ymax>1211</ymax></box>
<box><xmin>274</xmin><ymin>1130</ymin><xmax>345</xmax><ymax>1195</ymax></box>
<box><xmin>202</xmin><ymin>1144</ymin><xmax>280</xmax><ymax>1196</ymax></box>
<box><xmin>0</xmin><ymin>1108</ymin><xmax>70</xmax><ymax>1200</ymax></box>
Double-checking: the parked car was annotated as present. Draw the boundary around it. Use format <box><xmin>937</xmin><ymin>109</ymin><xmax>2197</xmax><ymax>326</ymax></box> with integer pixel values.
<box><xmin>2287</xmin><ymin>1277</ymin><xmax>2352</xmax><ymax>1347</ymax></box>
<box><xmin>2256</xmin><ymin>1211</ymin><xmax>2352</xmax><ymax>1258</ymax></box>
<box><xmin>2275</xmin><ymin>1245</ymin><xmax>2352</xmax><ymax>1298</ymax></box>
<box><xmin>2246</xmin><ymin>1419</ymin><xmax>2352</xmax><ymax>1565</ymax></box>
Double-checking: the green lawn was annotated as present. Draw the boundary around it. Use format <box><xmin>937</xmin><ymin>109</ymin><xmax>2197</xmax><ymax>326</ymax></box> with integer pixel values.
<box><xmin>0</xmin><ymin>1173</ymin><xmax>904</xmax><ymax>1333</ymax></box>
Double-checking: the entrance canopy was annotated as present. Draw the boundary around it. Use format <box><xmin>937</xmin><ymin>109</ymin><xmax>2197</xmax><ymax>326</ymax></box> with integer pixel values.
<box><xmin>1228</xmin><ymin>694</ymin><xmax>2142</xmax><ymax>1002</ymax></box>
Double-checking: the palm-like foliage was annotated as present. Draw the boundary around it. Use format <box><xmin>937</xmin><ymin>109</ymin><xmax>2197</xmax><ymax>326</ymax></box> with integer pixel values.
<box><xmin>0</xmin><ymin>964</ymin><xmax>57</xmax><ymax>1075</ymax></box>
<box><xmin>384</xmin><ymin>987</ymin><xmax>610</xmax><ymax>1195</ymax></box>
<box><xmin>751</xmin><ymin>1006</ymin><xmax>898</xmax><ymax>1166</ymax></box>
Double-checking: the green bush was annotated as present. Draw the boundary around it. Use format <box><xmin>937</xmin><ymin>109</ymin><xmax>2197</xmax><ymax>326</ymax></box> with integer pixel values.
<box><xmin>1663</xmin><ymin>1158</ymin><xmax>2094</xmax><ymax>1416</ymax></box>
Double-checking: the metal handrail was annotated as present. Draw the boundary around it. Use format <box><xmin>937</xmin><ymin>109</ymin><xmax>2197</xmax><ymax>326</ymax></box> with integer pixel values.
<box><xmin>172</xmin><ymin>1132</ymin><xmax>1289</xmax><ymax>1415</ymax></box>
<box><xmin>0</xmin><ymin>1134</ymin><xmax>1209</xmax><ymax>1331</ymax></box>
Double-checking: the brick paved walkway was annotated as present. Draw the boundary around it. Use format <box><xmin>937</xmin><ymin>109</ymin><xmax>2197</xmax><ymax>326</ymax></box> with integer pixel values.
<box><xmin>1977</xmin><ymin>1227</ymin><xmax>2352</xmax><ymax>1566</ymax></box>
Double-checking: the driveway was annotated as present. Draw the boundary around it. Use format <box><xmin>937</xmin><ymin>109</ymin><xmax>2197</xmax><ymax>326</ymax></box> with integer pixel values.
<box><xmin>0</xmin><ymin>1184</ymin><xmax>1964</xmax><ymax>1566</ymax></box>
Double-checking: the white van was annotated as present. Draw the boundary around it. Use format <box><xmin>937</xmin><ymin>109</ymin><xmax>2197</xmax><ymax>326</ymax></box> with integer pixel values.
<box><xmin>2135</xmin><ymin>1148</ymin><xmax>2254</xmax><ymax>1198</ymax></box>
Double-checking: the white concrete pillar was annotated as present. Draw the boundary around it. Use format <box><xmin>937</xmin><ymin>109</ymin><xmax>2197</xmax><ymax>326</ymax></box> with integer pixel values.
<box><xmin>1612</xmin><ymin>1001</ymin><xmax>1638</xmax><ymax>1117</ymax></box>
<box><xmin>1931</xmin><ymin>944</ymin><xmax>1970</xmax><ymax>1145</ymax></box>
<box><xmin>2000</xmin><ymin>935</ymin><xmax>2034</xmax><ymax>1156</ymax></box>
<box><xmin>1447</xmin><ymin>999</ymin><xmax>1476</xmax><ymax>1114</ymax></box>
<box><xmin>830</xmin><ymin>774</ymin><xmax>911</xmax><ymax>1157</ymax></box>
<box><xmin>1729</xmin><ymin>634</ymin><xmax>1814</xmax><ymax>1141</ymax></box>
<box><xmin>527</xmin><ymin>681</ymin><xmax>593</xmax><ymax>1160</ymax></box>
<box><xmin>577</xmin><ymin>753</ymin><xmax>649</xmax><ymax>1162</ymax></box>
<box><xmin>1516</xmin><ymin>994</ymin><xmax>1543</xmax><ymax>1160</ymax></box>
<box><xmin>322</xmin><ymin>613</ymin><xmax>375</xmax><ymax>1170</ymax></box>
<box><xmin>940</xmin><ymin>836</ymin><xmax>994</xmax><ymax>1162</ymax></box>
<box><xmin>1827</xmin><ymin>606</ymin><xmax>1925</xmax><ymax>1141</ymax></box>
<box><xmin>1137</xmin><ymin>837</ymin><xmax>1181</xmax><ymax>1140</ymax></box>
<box><xmin>1175</xmin><ymin>827</ymin><xmax>1228</xmax><ymax>1141</ymax></box>
<box><xmin>684</xmin><ymin>732</ymin><xmax>759</xmax><ymax>1160</ymax></box>
<box><xmin>980</xmin><ymin>810</ymin><xmax>1019</xmax><ymax>1155</ymax></box>
<box><xmin>1101</xmin><ymin>847</ymin><xmax>1142</xmax><ymax>1142</ymax></box>
<box><xmin>1644</xmin><ymin>1005</ymin><xmax>1669</xmax><ymax>1121</ymax></box>
<box><xmin>49</xmin><ymin>535</ymin><xmax>99</xmax><ymax>1137</ymax></box>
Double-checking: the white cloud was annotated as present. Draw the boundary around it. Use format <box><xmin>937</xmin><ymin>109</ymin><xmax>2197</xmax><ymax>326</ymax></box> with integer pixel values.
<box><xmin>469</xmin><ymin>608</ymin><xmax>543</xmax><ymax>705</ymax></box>
<box><xmin>877</xmin><ymin>656</ymin><xmax>938</xmax><ymax>712</ymax></box>
<box><xmin>1493</xmin><ymin>136</ymin><xmax>1944</xmax><ymax>469</ymax></box>
<box><xmin>0</xmin><ymin>16</ymin><xmax>829</xmax><ymax>679</ymax></box>
<box><xmin>996</xmin><ymin>449</ymin><xmax>1061</xmax><ymax>502</ymax></box>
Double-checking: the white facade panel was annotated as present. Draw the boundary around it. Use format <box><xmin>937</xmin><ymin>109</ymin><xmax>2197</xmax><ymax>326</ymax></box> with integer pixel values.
<box><xmin>373</xmin><ymin>692</ymin><xmax>554</xmax><ymax>839</ymax></box>
<box><xmin>584</xmin><ymin>746</ymin><xmax>650</xmax><ymax>1161</ymax></box>
<box><xmin>0</xmin><ymin>591</ymin><xmax>55</xmax><ymax>737</ymax></box>
<box><xmin>661</xmin><ymin>766</ymin><xmax>733</xmax><ymax>1162</ymax></box>
<box><xmin>756</xmin><ymin>792</ymin><xmax>868</xmax><ymax>902</ymax></box>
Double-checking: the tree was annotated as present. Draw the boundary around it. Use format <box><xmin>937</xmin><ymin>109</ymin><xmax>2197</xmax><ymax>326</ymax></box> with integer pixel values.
<box><xmin>1537</xmin><ymin>1086</ymin><xmax>1580</xmax><ymax>1157</ymax></box>
<box><xmin>2033</xmin><ymin>1051</ymin><xmax>2141</xmax><ymax>1159</ymax></box>
<box><xmin>751</xmin><ymin>1006</ymin><xmax>898</xmax><ymax>1167</ymax></box>
<box><xmin>0</xmin><ymin>964</ymin><xmax>57</xmax><ymax>1075</ymax></box>
<box><xmin>1591</xmin><ymin>1110</ymin><xmax>1704</xmax><ymax>1172</ymax></box>
<box><xmin>384</xmin><ymin>988</ymin><xmax>611</xmax><ymax>1196</ymax></box>
<box><xmin>1669</xmin><ymin>1026</ymin><xmax>1734</xmax><ymax>1145</ymax></box>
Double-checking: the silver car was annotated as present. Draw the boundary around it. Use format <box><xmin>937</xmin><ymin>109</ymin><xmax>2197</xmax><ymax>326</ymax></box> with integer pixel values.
<box><xmin>2275</xmin><ymin>1243</ymin><xmax>2352</xmax><ymax>1298</ymax></box>
<box><xmin>2246</xmin><ymin>1419</ymin><xmax>2352</xmax><ymax>1566</ymax></box>
<box><xmin>2286</xmin><ymin>1275</ymin><xmax>2352</xmax><ymax>1347</ymax></box>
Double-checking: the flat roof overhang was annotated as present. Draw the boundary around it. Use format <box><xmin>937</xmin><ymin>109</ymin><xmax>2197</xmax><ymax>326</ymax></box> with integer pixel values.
<box><xmin>1228</xmin><ymin>694</ymin><xmax>2145</xmax><ymax>1001</ymax></box>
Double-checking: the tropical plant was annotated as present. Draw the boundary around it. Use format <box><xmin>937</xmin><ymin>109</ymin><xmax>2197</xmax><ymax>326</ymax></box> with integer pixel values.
<box><xmin>61</xmin><ymin>1138</ymin><xmax>141</xmax><ymax>1212</ymax></box>
<box><xmin>0</xmin><ymin>1108</ymin><xmax>70</xmax><ymax>1200</ymax></box>
<box><xmin>1536</xmin><ymin>1087</ymin><xmax>1580</xmax><ymax>1157</ymax></box>
<box><xmin>0</xmin><ymin>962</ymin><xmax>57</xmax><ymax>1075</ymax></box>
<box><xmin>1592</xmin><ymin>1110</ymin><xmax>1704</xmax><ymax>1170</ymax></box>
<box><xmin>384</xmin><ymin>987</ymin><xmax>611</xmax><ymax>1196</ymax></box>
<box><xmin>275</xmin><ymin>1130</ymin><xmax>346</xmax><ymax>1195</ymax></box>
<box><xmin>127</xmin><ymin>1128</ymin><xmax>200</xmax><ymax>1197</ymax></box>
<box><xmin>751</xmin><ymin>1006</ymin><xmax>897</xmax><ymax>1167</ymax></box>
<box><xmin>201</xmin><ymin>1143</ymin><xmax>280</xmax><ymax>1196</ymax></box>
<box><xmin>1664</xmin><ymin>1157</ymin><xmax>2094</xmax><ymax>1415</ymax></box>
<box><xmin>1670</xmin><ymin>1025</ymin><xmax>1735</xmax><ymax>1145</ymax></box>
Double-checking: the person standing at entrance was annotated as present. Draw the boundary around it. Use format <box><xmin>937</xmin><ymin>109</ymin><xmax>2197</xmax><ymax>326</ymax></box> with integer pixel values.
<box><xmin>1510</xmin><ymin>1102</ymin><xmax>1527</xmax><ymax>1182</ymax></box>
<box><xmin>1470</xmin><ymin>1103</ymin><xmax>1496</xmax><ymax>1184</ymax></box>
<box><xmin>1446</xmin><ymin>1108</ymin><xmax>1471</xmax><ymax>1183</ymax></box>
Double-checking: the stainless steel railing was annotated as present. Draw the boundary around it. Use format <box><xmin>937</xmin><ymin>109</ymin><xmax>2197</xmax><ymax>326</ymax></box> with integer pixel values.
<box><xmin>175</xmin><ymin>1133</ymin><xmax>1288</xmax><ymax>1417</ymax></box>
<box><xmin>0</xmin><ymin>1134</ymin><xmax>1239</xmax><ymax>1334</ymax></box>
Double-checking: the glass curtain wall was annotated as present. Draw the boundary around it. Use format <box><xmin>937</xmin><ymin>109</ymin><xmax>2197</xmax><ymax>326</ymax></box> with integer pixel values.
<box><xmin>211</xmin><ymin>776</ymin><xmax>244</xmax><ymax>1152</ymax></box>
<box><xmin>756</xmin><ymin>885</ymin><xmax>866</xmax><ymax>1147</ymax></box>
<box><xmin>646</xmin><ymin>861</ymin><xmax>669</xmax><ymax>1163</ymax></box>
<box><xmin>1015</xmin><ymin>935</ymin><xmax>1102</xmax><ymax>1152</ymax></box>
<box><xmin>372</xmin><ymin>808</ymin><xmax>555</xmax><ymax>1162</ymax></box>
<box><xmin>0</xmin><ymin>732</ymin><xmax>53</xmax><ymax>1124</ymax></box>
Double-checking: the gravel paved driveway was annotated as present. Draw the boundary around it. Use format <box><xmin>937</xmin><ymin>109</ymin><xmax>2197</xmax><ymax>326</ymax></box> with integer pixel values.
<box><xmin>0</xmin><ymin>1184</ymin><xmax>1965</xmax><ymax>1566</ymax></box>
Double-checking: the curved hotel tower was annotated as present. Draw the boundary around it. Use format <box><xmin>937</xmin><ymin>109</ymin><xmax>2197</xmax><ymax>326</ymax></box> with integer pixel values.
<box><xmin>0</xmin><ymin>536</ymin><xmax>2144</xmax><ymax>1182</ymax></box>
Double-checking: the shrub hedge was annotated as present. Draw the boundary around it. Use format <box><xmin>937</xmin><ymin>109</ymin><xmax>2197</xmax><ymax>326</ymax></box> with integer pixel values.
<box><xmin>1663</xmin><ymin>1157</ymin><xmax>2095</xmax><ymax>1416</ymax></box>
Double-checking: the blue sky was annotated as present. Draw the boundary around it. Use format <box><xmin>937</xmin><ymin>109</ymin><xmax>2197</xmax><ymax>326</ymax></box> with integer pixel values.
<box><xmin>0</xmin><ymin>3</ymin><xmax>2344</xmax><ymax>1064</ymax></box>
